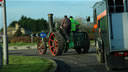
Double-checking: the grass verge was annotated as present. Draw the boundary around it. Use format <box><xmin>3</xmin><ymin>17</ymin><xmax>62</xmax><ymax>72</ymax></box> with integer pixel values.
<box><xmin>0</xmin><ymin>55</ymin><xmax>56</xmax><ymax>72</ymax></box>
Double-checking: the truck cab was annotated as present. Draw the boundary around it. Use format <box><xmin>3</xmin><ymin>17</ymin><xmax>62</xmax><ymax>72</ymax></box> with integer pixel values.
<box><xmin>93</xmin><ymin>0</ymin><xmax>128</xmax><ymax>71</ymax></box>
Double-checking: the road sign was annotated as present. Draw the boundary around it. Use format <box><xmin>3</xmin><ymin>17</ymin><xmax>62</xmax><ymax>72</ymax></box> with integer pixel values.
<box><xmin>40</xmin><ymin>32</ymin><xmax>47</xmax><ymax>38</ymax></box>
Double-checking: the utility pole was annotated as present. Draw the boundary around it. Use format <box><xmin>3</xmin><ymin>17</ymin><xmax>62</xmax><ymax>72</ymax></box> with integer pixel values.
<box><xmin>3</xmin><ymin>0</ymin><xmax>8</xmax><ymax>65</ymax></box>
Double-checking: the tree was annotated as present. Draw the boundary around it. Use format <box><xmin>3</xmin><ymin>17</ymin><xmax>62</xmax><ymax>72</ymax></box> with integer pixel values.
<box><xmin>9</xmin><ymin>15</ymin><xmax>49</xmax><ymax>33</ymax></box>
<box><xmin>9</xmin><ymin>21</ymin><xmax>18</xmax><ymax>27</ymax></box>
<box><xmin>75</xmin><ymin>17</ymin><xmax>85</xmax><ymax>24</ymax></box>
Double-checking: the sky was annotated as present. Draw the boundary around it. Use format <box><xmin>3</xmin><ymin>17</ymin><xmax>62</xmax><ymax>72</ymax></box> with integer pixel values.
<box><xmin>0</xmin><ymin>0</ymin><xmax>102</xmax><ymax>29</ymax></box>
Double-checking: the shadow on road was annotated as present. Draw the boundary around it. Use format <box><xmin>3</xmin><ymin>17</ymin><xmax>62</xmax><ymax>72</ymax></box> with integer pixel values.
<box><xmin>9</xmin><ymin>48</ymin><xmax>128</xmax><ymax>72</ymax></box>
<box><xmin>53</xmin><ymin>59</ymin><xmax>71</xmax><ymax>72</ymax></box>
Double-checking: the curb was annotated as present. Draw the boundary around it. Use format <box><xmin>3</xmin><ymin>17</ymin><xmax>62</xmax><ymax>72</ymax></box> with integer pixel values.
<box><xmin>48</xmin><ymin>59</ymin><xmax>57</xmax><ymax>72</ymax></box>
<box><xmin>52</xmin><ymin>59</ymin><xmax>71</xmax><ymax>72</ymax></box>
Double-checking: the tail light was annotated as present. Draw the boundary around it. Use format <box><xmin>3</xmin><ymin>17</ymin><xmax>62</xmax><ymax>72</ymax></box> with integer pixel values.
<box><xmin>114</xmin><ymin>52</ymin><xmax>128</xmax><ymax>56</ymax></box>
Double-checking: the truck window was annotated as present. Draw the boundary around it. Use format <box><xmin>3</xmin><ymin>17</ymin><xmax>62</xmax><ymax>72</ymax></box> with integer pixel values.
<box><xmin>115</xmin><ymin>0</ymin><xmax>124</xmax><ymax>12</ymax></box>
<box><xmin>115</xmin><ymin>0</ymin><xmax>123</xmax><ymax>5</ymax></box>
<box><xmin>109</xmin><ymin>7</ymin><xmax>114</xmax><ymax>13</ymax></box>
<box><xmin>108</xmin><ymin>0</ymin><xmax>114</xmax><ymax>13</ymax></box>
<box><xmin>108</xmin><ymin>0</ymin><xmax>114</xmax><ymax>6</ymax></box>
<box><xmin>108</xmin><ymin>0</ymin><xmax>124</xmax><ymax>13</ymax></box>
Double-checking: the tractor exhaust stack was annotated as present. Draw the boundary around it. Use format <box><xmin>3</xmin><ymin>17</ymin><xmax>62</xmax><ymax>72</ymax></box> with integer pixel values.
<box><xmin>48</xmin><ymin>14</ymin><xmax>53</xmax><ymax>32</ymax></box>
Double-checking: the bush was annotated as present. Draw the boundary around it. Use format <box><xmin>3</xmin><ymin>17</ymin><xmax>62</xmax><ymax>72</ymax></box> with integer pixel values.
<box><xmin>10</xmin><ymin>36</ymin><xmax>41</xmax><ymax>43</ymax></box>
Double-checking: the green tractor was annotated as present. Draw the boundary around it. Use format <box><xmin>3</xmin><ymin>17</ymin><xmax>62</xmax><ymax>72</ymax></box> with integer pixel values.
<box><xmin>37</xmin><ymin>14</ymin><xmax>90</xmax><ymax>56</ymax></box>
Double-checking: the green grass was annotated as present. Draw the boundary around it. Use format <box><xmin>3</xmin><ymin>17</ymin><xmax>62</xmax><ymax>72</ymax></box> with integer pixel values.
<box><xmin>8</xmin><ymin>43</ymin><xmax>37</xmax><ymax>46</ymax></box>
<box><xmin>0</xmin><ymin>55</ymin><xmax>55</xmax><ymax>72</ymax></box>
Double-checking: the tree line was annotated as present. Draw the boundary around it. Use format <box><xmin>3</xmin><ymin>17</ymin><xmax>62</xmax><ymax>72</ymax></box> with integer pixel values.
<box><xmin>9</xmin><ymin>15</ymin><xmax>49</xmax><ymax>33</ymax></box>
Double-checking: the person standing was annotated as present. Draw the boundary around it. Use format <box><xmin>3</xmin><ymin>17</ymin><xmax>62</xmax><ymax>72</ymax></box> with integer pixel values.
<box><xmin>70</xmin><ymin>16</ymin><xmax>80</xmax><ymax>44</ymax></box>
<box><xmin>60</xmin><ymin>15</ymin><xmax>71</xmax><ymax>42</ymax></box>
<box><xmin>70</xmin><ymin>16</ymin><xmax>80</xmax><ymax>32</ymax></box>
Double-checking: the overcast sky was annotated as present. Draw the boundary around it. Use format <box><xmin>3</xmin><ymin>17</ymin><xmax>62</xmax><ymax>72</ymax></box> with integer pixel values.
<box><xmin>0</xmin><ymin>0</ymin><xmax>102</xmax><ymax>29</ymax></box>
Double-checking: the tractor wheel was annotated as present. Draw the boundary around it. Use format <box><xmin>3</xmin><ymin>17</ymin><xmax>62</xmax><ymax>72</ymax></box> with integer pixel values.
<box><xmin>37</xmin><ymin>39</ymin><xmax>47</xmax><ymax>55</ymax></box>
<box><xmin>48</xmin><ymin>32</ymin><xmax>64</xmax><ymax>56</ymax></box>
<box><xmin>63</xmin><ymin>43</ymin><xmax>69</xmax><ymax>53</ymax></box>
<box><xmin>75</xmin><ymin>48</ymin><xmax>82</xmax><ymax>54</ymax></box>
<box><xmin>75</xmin><ymin>44</ymin><xmax>90</xmax><ymax>54</ymax></box>
<box><xmin>76</xmin><ymin>32</ymin><xmax>90</xmax><ymax>54</ymax></box>
<box><xmin>83</xmin><ymin>44</ymin><xmax>90</xmax><ymax>53</ymax></box>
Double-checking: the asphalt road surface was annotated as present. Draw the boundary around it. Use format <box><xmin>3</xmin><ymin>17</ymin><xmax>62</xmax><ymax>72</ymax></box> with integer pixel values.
<box><xmin>9</xmin><ymin>45</ymin><xmax>128</xmax><ymax>72</ymax></box>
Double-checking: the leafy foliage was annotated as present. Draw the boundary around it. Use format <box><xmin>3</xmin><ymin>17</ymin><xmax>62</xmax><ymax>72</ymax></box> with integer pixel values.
<box><xmin>9</xmin><ymin>15</ymin><xmax>49</xmax><ymax>33</ymax></box>
<box><xmin>9</xmin><ymin>21</ymin><xmax>18</xmax><ymax>27</ymax></box>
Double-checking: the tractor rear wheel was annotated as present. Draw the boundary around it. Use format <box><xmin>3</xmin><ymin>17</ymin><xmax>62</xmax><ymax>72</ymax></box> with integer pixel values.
<box><xmin>63</xmin><ymin>43</ymin><xmax>69</xmax><ymax>53</ymax></box>
<box><xmin>75</xmin><ymin>32</ymin><xmax>90</xmax><ymax>54</ymax></box>
<box><xmin>83</xmin><ymin>44</ymin><xmax>90</xmax><ymax>53</ymax></box>
<box><xmin>75</xmin><ymin>44</ymin><xmax>90</xmax><ymax>54</ymax></box>
<box><xmin>48</xmin><ymin>32</ymin><xmax>64</xmax><ymax>56</ymax></box>
<box><xmin>37</xmin><ymin>39</ymin><xmax>47</xmax><ymax>55</ymax></box>
<box><xmin>75</xmin><ymin>48</ymin><xmax>82</xmax><ymax>54</ymax></box>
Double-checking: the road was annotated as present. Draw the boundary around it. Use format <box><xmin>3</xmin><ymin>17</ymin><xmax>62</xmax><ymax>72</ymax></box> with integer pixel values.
<box><xmin>9</xmin><ymin>45</ymin><xmax>128</xmax><ymax>72</ymax></box>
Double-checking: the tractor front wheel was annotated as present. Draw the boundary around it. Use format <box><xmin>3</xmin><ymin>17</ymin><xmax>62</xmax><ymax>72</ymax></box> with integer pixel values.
<box><xmin>37</xmin><ymin>39</ymin><xmax>47</xmax><ymax>55</ymax></box>
<box><xmin>48</xmin><ymin>32</ymin><xmax>64</xmax><ymax>56</ymax></box>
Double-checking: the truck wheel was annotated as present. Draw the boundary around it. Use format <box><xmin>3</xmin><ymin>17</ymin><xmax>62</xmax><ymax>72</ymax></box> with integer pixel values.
<box><xmin>37</xmin><ymin>39</ymin><xmax>47</xmax><ymax>55</ymax></box>
<box><xmin>96</xmin><ymin>41</ymin><xmax>105</xmax><ymax>63</ymax></box>
<box><xmin>48</xmin><ymin>32</ymin><xmax>64</xmax><ymax>56</ymax></box>
<box><xmin>96</xmin><ymin>50</ymin><xmax>104</xmax><ymax>63</ymax></box>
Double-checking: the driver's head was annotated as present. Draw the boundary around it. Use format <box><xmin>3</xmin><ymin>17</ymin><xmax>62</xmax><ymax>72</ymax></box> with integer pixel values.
<box><xmin>70</xmin><ymin>16</ymin><xmax>73</xmax><ymax>19</ymax></box>
<box><xmin>64</xmin><ymin>15</ymin><xmax>67</xmax><ymax>18</ymax></box>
